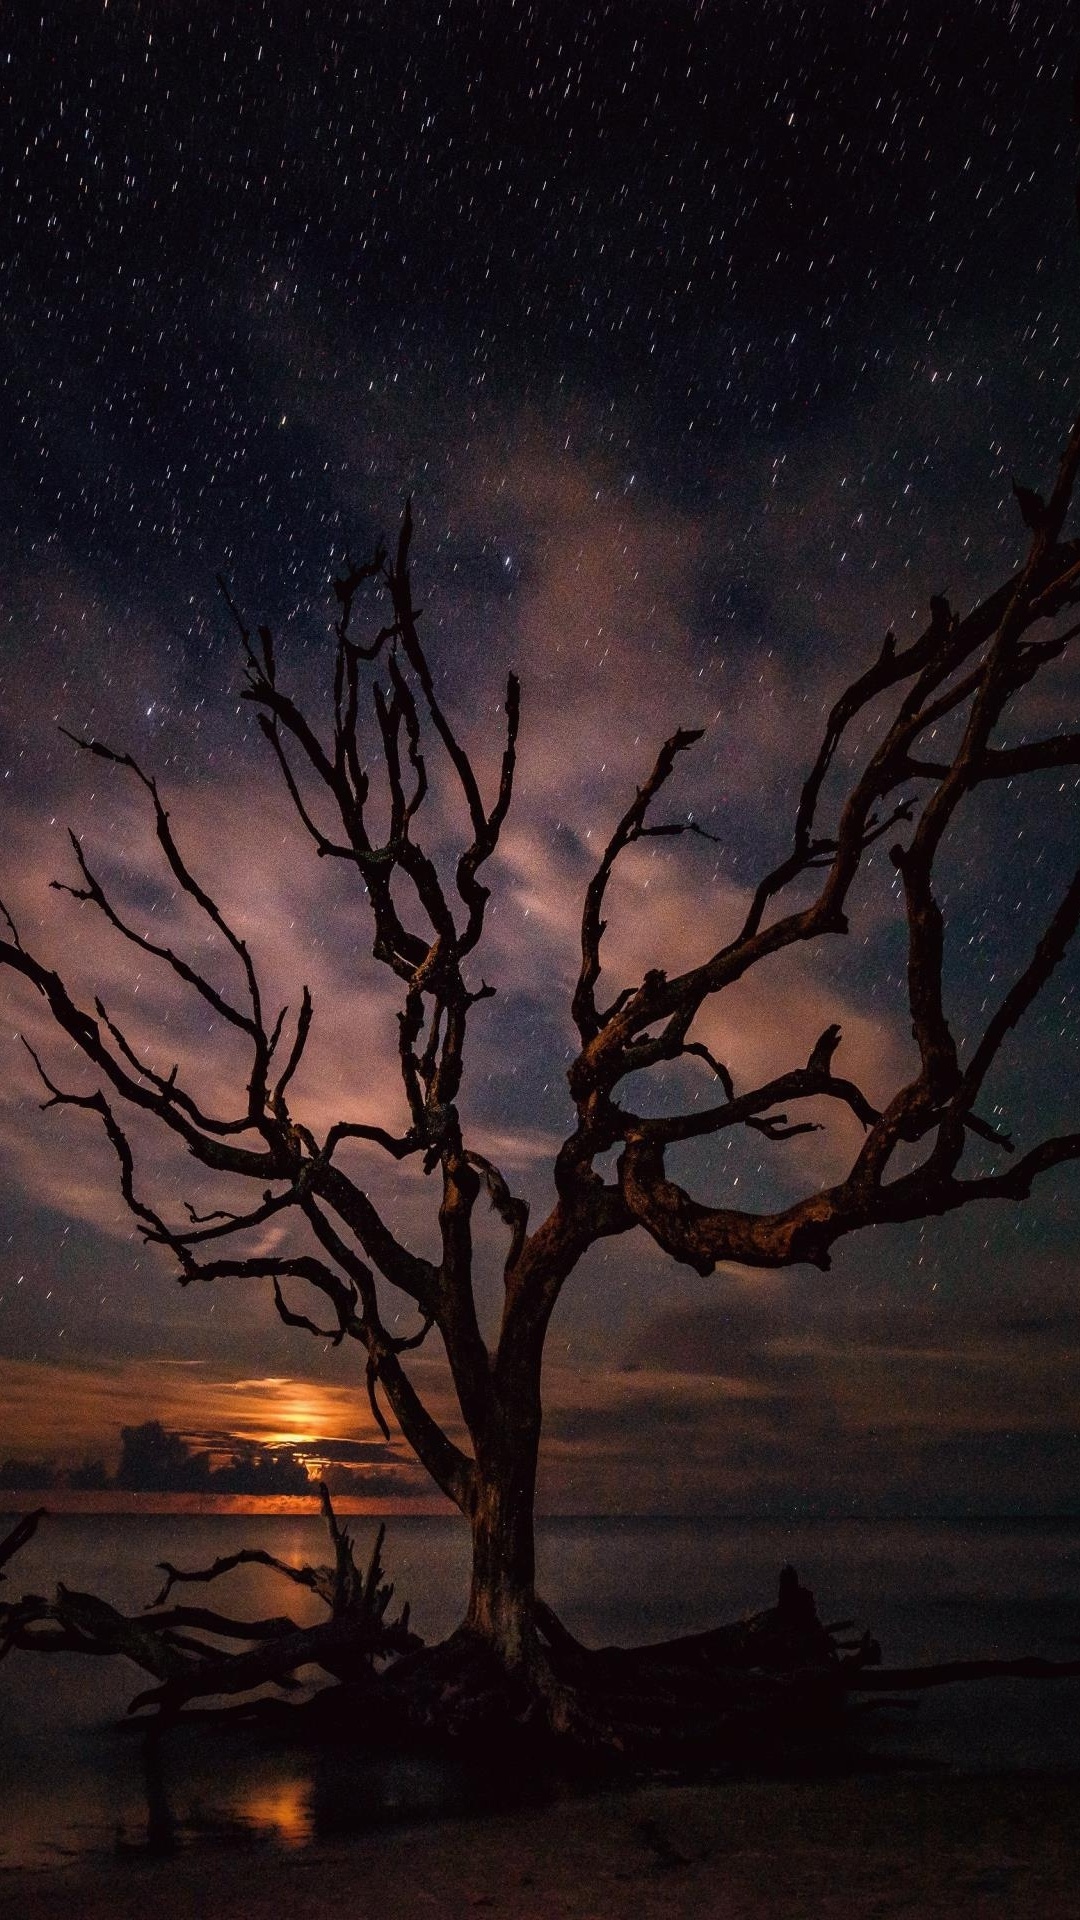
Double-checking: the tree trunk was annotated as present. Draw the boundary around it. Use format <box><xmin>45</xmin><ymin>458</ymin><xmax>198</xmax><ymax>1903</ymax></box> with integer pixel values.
<box><xmin>464</xmin><ymin>1433</ymin><xmax>540</xmax><ymax>1668</ymax></box>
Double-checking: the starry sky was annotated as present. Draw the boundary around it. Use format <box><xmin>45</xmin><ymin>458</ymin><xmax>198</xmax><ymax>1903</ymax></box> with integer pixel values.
<box><xmin>1</xmin><ymin>1</ymin><xmax>1079</xmax><ymax>1515</ymax></box>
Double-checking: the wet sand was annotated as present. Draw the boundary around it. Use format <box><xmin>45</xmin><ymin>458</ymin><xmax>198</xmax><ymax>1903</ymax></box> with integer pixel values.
<box><xmin>4</xmin><ymin>1772</ymin><xmax>1078</xmax><ymax>1920</ymax></box>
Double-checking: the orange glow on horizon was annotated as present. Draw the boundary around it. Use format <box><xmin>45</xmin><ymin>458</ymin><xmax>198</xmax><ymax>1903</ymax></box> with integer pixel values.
<box><xmin>0</xmin><ymin>1358</ymin><xmax>411</xmax><ymax>1465</ymax></box>
<box><xmin>0</xmin><ymin>1489</ymin><xmax>456</xmax><ymax>1516</ymax></box>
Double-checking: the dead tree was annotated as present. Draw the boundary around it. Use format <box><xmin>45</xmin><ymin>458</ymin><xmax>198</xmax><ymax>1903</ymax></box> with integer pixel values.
<box><xmin>2</xmin><ymin>421</ymin><xmax>1080</xmax><ymax>1728</ymax></box>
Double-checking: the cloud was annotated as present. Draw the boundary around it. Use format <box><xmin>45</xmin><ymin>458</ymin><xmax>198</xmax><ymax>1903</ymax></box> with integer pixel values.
<box><xmin>293</xmin><ymin>1435</ymin><xmax>409</xmax><ymax>1466</ymax></box>
<box><xmin>523</xmin><ymin>1277</ymin><xmax>1080</xmax><ymax>1516</ymax></box>
<box><xmin>0</xmin><ymin>1355</ymin><xmax>391</xmax><ymax>1464</ymax></box>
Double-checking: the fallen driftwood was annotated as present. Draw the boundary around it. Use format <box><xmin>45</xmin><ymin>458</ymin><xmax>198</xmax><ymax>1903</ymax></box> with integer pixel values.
<box><xmin>0</xmin><ymin>1490</ymin><xmax>420</xmax><ymax>1708</ymax></box>
<box><xmin>2</xmin><ymin>1504</ymin><xmax>1078</xmax><ymax>1762</ymax></box>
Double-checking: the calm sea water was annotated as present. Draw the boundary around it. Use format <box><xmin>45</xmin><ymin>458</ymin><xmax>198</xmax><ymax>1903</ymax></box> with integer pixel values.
<box><xmin>2</xmin><ymin>1513</ymin><xmax>1078</xmax><ymax>1869</ymax></box>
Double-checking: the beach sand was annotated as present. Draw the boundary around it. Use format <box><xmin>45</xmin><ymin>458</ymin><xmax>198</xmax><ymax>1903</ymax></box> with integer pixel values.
<box><xmin>4</xmin><ymin>1772</ymin><xmax>1078</xmax><ymax>1919</ymax></box>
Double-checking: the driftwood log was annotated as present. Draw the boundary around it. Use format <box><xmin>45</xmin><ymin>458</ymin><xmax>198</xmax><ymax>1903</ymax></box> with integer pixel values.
<box><xmin>3</xmin><ymin>1504</ymin><xmax>1079</xmax><ymax>1764</ymax></box>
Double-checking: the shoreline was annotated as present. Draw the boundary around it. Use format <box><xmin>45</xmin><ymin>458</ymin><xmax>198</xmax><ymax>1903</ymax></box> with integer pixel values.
<box><xmin>5</xmin><ymin>1771</ymin><xmax>1080</xmax><ymax>1919</ymax></box>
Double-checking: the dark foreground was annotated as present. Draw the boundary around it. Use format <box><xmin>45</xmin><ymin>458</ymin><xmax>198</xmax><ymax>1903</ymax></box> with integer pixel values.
<box><xmin>5</xmin><ymin>1509</ymin><xmax>1080</xmax><ymax>1909</ymax></box>
<box><xmin>4</xmin><ymin>1772</ymin><xmax>1079</xmax><ymax>1919</ymax></box>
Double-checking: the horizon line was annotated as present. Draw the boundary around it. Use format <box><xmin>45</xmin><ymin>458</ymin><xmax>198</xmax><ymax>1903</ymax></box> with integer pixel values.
<box><xmin>3</xmin><ymin>1490</ymin><xmax>1079</xmax><ymax>1524</ymax></box>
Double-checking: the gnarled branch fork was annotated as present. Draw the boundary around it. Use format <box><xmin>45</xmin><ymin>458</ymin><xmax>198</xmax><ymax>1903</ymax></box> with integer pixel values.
<box><xmin>561</xmin><ymin>416</ymin><xmax>1080</xmax><ymax>1274</ymax></box>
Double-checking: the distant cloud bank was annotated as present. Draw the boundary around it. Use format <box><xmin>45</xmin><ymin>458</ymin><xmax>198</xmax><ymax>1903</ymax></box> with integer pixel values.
<box><xmin>0</xmin><ymin>1419</ymin><xmax>406</xmax><ymax>1497</ymax></box>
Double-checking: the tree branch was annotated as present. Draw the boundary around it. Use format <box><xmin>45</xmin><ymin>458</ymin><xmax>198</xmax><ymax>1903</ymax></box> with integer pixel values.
<box><xmin>573</xmin><ymin>726</ymin><xmax>704</xmax><ymax>1044</ymax></box>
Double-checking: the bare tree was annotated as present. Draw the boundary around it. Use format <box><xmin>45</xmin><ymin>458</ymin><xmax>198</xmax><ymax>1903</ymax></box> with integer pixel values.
<box><xmin>2</xmin><ymin>423</ymin><xmax>1080</xmax><ymax>1720</ymax></box>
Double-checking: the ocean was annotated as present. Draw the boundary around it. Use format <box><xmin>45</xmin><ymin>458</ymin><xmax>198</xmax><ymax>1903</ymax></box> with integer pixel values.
<box><xmin>2</xmin><ymin>1512</ymin><xmax>1078</xmax><ymax>1868</ymax></box>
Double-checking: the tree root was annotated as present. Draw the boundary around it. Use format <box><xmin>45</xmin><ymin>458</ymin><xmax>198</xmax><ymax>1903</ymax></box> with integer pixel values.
<box><xmin>3</xmin><ymin>1506</ymin><xmax>1079</xmax><ymax>1765</ymax></box>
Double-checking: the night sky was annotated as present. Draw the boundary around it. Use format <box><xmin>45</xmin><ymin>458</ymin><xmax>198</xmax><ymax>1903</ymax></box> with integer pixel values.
<box><xmin>2</xmin><ymin>1</ymin><xmax>1079</xmax><ymax>1515</ymax></box>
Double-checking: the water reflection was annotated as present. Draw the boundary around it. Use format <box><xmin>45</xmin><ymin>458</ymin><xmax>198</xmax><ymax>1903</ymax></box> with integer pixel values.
<box><xmin>237</xmin><ymin>1779</ymin><xmax>313</xmax><ymax>1848</ymax></box>
<box><xmin>96</xmin><ymin>1722</ymin><xmax>561</xmax><ymax>1867</ymax></box>
<box><xmin>114</xmin><ymin>1734</ymin><xmax>317</xmax><ymax>1858</ymax></box>
<box><xmin>141</xmin><ymin>1732</ymin><xmax>177</xmax><ymax>1857</ymax></box>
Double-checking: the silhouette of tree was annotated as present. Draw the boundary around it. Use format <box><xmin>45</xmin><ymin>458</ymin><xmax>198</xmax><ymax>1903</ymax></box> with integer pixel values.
<box><xmin>2</xmin><ymin>426</ymin><xmax>1080</xmax><ymax>1722</ymax></box>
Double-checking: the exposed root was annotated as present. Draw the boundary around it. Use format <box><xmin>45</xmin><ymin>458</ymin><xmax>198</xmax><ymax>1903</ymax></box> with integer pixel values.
<box><xmin>3</xmin><ymin>1505</ymin><xmax>1079</xmax><ymax>1767</ymax></box>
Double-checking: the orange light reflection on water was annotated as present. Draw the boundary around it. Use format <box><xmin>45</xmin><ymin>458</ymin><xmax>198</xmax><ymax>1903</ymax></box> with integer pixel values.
<box><xmin>236</xmin><ymin>1779</ymin><xmax>313</xmax><ymax>1848</ymax></box>
<box><xmin>0</xmin><ymin>1489</ymin><xmax>455</xmax><ymax>1517</ymax></box>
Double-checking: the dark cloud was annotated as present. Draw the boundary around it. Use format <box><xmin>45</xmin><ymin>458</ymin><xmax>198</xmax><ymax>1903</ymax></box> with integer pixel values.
<box><xmin>295</xmin><ymin>1437</ymin><xmax>405</xmax><ymax>1467</ymax></box>
<box><xmin>321</xmin><ymin>1462</ymin><xmax>430</xmax><ymax>1499</ymax></box>
<box><xmin>544</xmin><ymin>1396</ymin><xmax>709</xmax><ymax>1449</ymax></box>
